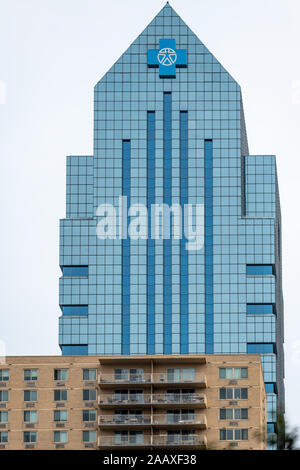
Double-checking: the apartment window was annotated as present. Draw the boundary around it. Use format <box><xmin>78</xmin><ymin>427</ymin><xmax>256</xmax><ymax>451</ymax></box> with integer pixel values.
<box><xmin>0</xmin><ymin>370</ymin><xmax>9</xmax><ymax>381</ymax></box>
<box><xmin>83</xmin><ymin>369</ymin><xmax>97</xmax><ymax>381</ymax></box>
<box><xmin>219</xmin><ymin>409</ymin><xmax>248</xmax><ymax>420</ymax></box>
<box><xmin>220</xmin><ymin>429</ymin><xmax>248</xmax><ymax>441</ymax></box>
<box><xmin>0</xmin><ymin>390</ymin><xmax>9</xmax><ymax>402</ymax></box>
<box><xmin>219</xmin><ymin>388</ymin><xmax>248</xmax><ymax>400</ymax></box>
<box><xmin>24</xmin><ymin>369</ymin><xmax>38</xmax><ymax>381</ymax></box>
<box><xmin>114</xmin><ymin>410</ymin><xmax>143</xmax><ymax>423</ymax></box>
<box><xmin>54</xmin><ymin>369</ymin><xmax>68</xmax><ymax>381</ymax></box>
<box><xmin>219</xmin><ymin>368</ymin><xmax>248</xmax><ymax>379</ymax></box>
<box><xmin>54</xmin><ymin>410</ymin><xmax>68</xmax><ymax>422</ymax></box>
<box><xmin>83</xmin><ymin>410</ymin><xmax>97</xmax><ymax>422</ymax></box>
<box><xmin>82</xmin><ymin>430</ymin><xmax>97</xmax><ymax>443</ymax></box>
<box><xmin>54</xmin><ymin>390</ymin><xmax>68</xmax><ymax>401</ymax></box>
<box><xmin>54</xmin><ymin>431</ymin><xmax>68</xmax><ymax>443</ymax></box>
<box><xmin>24</xmin><ymin>411</ymin><xmax>37</xmax><ymax>423</ymax></box>
<box><xmin>0</xmin><ymin>432</ymin><xmax>8</xmax><ymax>443</ymax></box>
<box><xmin>83</xmin><ymin>389</ymin><xmax>97</xmax><ymax>401</ymax></box>
<box><xmin>114</xmin><ymin>369</ymin><xmax>144</xmax><ymax>382</ymax></box>
<box><xmin>24</xmin><ymin>390</ymin><xmax>37</xmax><ymax>402</ymax></box>
<box><xmin>0</xmin><ymin>411</ymin><xmax>8</xmax><ymax>423</ymax></box>
<box><xmin>115</xmin><ymin>431</ymin><xmax>143</xmax><ymax>444</ymax></box>
<box><xmin>166</xmin><ymin>368</ymin><xmax>195</xmax><ymax>382</ymax></box>
<box><xmin>167</xmin><ymin>409</ymin><xmax>194</xmax><ymax>424</ymax></box>
<box><xmin>23</xmin><ymin>431</ymin><xmax>37</xmax><ymax>443</ymax></box>
<box><xmin>246</xmin><ymin>265</ymin><xmax>274</xmax><ymax>275</ymax></box>
<box><xmin>167</xmin><ymin>430</ymin><xmax>195</xmax><ymax>444</ymax></box>
<box><xmin>61</xmin><ymin>266</ymin><xmax>88</xmax><ymax>277</ymax></box>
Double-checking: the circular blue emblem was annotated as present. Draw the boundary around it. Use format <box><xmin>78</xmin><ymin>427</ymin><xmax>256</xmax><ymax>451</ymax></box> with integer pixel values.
<box><xmin>157</xmin><ymin>48</ymin><xmax>177</xmax><ymax>66</ymax></box>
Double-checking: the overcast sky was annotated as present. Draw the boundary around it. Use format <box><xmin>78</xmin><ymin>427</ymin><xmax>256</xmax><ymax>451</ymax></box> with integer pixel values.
<box><xmin>1</xmin><ymin>0</ymin><xmax>300</xmax><ymax>435</ymax></box>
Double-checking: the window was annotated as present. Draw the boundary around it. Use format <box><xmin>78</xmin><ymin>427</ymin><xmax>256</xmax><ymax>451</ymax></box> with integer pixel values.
<box><xmin>61</xmin><ymin>266</ymin><xmax>88</xmax><ymax>277</ymax></box>
<box><xmin>83</xmin><ymin>389</ymin><xmax>97</xmax><ymax>401</ymax></box>
<box><xmin>219</xmin><ymin>368</ymin><xmax>248</xmax><ymax>379</ymax></box>
<box><xmin>24</xmin><ymin>390</ymin><xmax>37</xmax><ymax>402</ymax></box>
<box><xmin>54</xmin><ymin>390</ymin><xmax>68</xmax><ymax>401</ymax></box>
<box><xmin>219</xmin><ymin>409</ymin><xmax>248</xmax><ymax>420</ymax></box>
<box><xmin>54</xmin><ymin>369</ymin><xmax>68</xmax><ymax>381</ymax></box>
<box><xmin>0</xmin><ymin>370</ymin><xmax>9</xmax><ymax>381</ymax></box>
<box><xmin>82</xmin><ymin>430</ymin><xmax>97</xmax><ymax>443</ymax></box>
<box><xmin>265</xmin><ymin>383</ymin><xmax>277</xmax><ymax>394</ymax></box>
<box><xmin>115</xmin><ymin>431</ymin><xmax>143</xmax><ymax>444</ymax></box>
<box><xmin>83</xmin><ymin>410</ymin><xmax>97</xmax><ymax>422</ymax></box>
<box><xmin>0</xmin><ymin>390</ymin><xmax>9</xmax><ymax>402</ymax></box>
<box><xmin>0</xmin><ymin>432</ymin><xmax>8</xmax><ymax>443</ymax></box>
<box><xmin>54</xmin><ymin>410</ymin><xmax>68</xmax><ymax>422</ymax></box>
<box><xmin>0</xmin><ymin>411</ymin><xmax>8</xmax><ymax>423</ymax></box>
<box><xmin>166</xmin><ymin>368</ymin><xmax>195</xmax><ymax>382</ymax></box>
<box><xmin>24</xmin><ymin>411</ymin><xmax>37</xmax><ymax>423</ymax></box>
<box><xmin>61</xmin><ymin>306</ymin><xmax>88</xmax><ymax>316</ymax></box>
<box><xmin>61</xmin><ymin>345</ymin><xmax>88</xmax><ymax>355</ymax></box>
<box><xmin>54</xmin><ymin>431</ymin><xmax>68</xmax><ymax>443</ymax></box>
<box><xmin>24</xmin><ymin>369</ymin><xmax>38</xmax><ymax>381</ymax></box>
<box><xmin>219</xmin><ymin>388</ymin><xmax>248</xmax><ymax>400</ymax></box>
<box><xmin>23</xmin><ymin>431</ymin><xmax>37</xmax><ymax>443</ymax></box>
<box><xmin>246</xmin><ymin>304</ymin><xmax>274</xmax><ymax>315</ymax></box>
<box><xmin>167</xmin><ymin>409</ymin><xmax>194</xmax><ymax>423</ymax></box>
<box><xmin>83</xmin><ymin>369</ymin><xmax>97</xmax><ymax>381</ymax></box>
<box><xmin>114</xmin><ymin>369</ymin><xmax>144</xmax><ymax>382</ymax></box>
<box><xmin>220</xmin><ymin>429</ymin><xmax>248</xmax><ymax>441</ymax></box>
<box><xmin>247</xmin><ymin>343</ymin><xmax>276</xmax><ymax>354</ymax></box>
<box><xmin>246</xmin><ymin>265</ymin><xmax>274</xmax><ymax>275</ymax></box>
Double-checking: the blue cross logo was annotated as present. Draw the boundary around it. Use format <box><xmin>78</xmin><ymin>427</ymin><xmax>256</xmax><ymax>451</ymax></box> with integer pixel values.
<box><xmin>148</xmin><ymin>39</ymin><xmax>187</xmax><ymax>78</ymax></box>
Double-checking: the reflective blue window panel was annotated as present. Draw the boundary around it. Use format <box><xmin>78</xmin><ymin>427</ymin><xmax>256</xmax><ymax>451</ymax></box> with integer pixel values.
<box><xmin>122</xmin><ymin>140</ymin><xmax>131</xmax><ymax>355</ymax></box>
<box><xmin>247</xmin><ymin>304</ymin><xmax>274</xmax><ymax>315</ymax></box>
<box><xmin>180</xmin><ymin>111</ymin><xmax>188</xmax><ymax>354</ymax></box>
<box><xmin>61</xmin><ymin>305</ymin><xmax>88</xmax><ymax>316</ymax></box>
<box><xmin>246</xmin><ymin>265</ymin><xmax>274</xmax><ymax>275</ymax></box>
<box><xmin>247</xmin><ymin>343</ymin><xmax>276</xmax><ymax>354</ymax></box>
<box><xmin>265</xmin><ymin>383</ymin><xmax>277</xmax><ymax>394</ymax></box>
<box><xmin>205</xmin><ymin>140</ymin><xmax>213</xmax><ymax>354</ymax></box>
<box><xmin>163</xmin><ymin>92</ymin><xmax>172</xmax><ymax>354</ymax></box>
<box><xmin>267</xmin><ymin>423</ymin><xmax>276</xmax><ymax>433</ymax></box>
<box><xmin>61</xmin><ymin>266</ymin><xmax>88</xmax><ymax>277</ymax></box>
<box><xmin>61</xmin><ymin>345</ymin><xmax>88</xmax><ymax>355</ymax></box>
<box><xmin>147</xmin><ymin>112</ymin><xmax>155</xmax><ymax>354</ymax></box>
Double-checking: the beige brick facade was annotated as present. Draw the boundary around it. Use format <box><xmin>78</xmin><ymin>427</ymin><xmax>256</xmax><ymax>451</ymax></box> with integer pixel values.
<box><xmin>0</xmin><ymin>354</ymin><xmax>266</xmax><ymax>450</ymax></box>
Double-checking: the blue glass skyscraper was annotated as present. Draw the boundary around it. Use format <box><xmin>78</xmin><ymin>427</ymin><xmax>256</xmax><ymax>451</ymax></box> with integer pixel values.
<box><xmin>58</xmin><ymin>2</ymin><xmax>284</xmax><ymax>435</ymax></box>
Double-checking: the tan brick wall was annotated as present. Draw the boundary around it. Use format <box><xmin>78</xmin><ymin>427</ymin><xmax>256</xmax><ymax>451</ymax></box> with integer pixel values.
<box><xmin>0</xmin><ymin>354</ymin><xmax>266</xmax><ymax>450</ymax></box>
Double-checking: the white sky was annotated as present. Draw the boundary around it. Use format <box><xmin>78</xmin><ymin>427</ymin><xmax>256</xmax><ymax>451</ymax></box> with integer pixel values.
<box><xmin>0</xmin><ymin>0</ymin><xmax>300</xmax><ymax>435</ymax></box>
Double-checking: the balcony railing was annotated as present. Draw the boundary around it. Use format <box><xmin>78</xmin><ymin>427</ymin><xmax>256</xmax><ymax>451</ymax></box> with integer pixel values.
<box><xmin>99</xmin><ymin>374</ymin><xmax>151</xmax><ymax>385</ymax></box>
<box><xmin>98</xmin><ymin>414</ymin><xmax>206</xmax><ymax>427</ymax></box>
<box><xmin>99</xmin><ymin>373</ymin><xmax>206</xmax><ymax>386</ymax></box>
<box><xmin>99</xmin><ymin>393</ymin><xmax>206</xmax><ymax>406</ymax></box>
<box><xmin>98</xmin><ymin>435</ymin><xmax>207</xmax><ymax>447</ymax></box>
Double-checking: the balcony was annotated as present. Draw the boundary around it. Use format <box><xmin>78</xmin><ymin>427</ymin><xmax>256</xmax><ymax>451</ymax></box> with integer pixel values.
<box><xmin>97</xmin><ymin>435</ymin><xmax>207</xmax><ymax>449</ymax></box>
<box><xmin>151</xmin><ymin>373</ymin><xmax>207</xmax><ymax>387</ymax></box>
<box><xmin>99</xmin><ymin>373</ymin><xmax>151</xmax><ymax>387</ymax></box>
<box><xmin>98</xmin><ymin>373</ymin><xmax>206</xmax><ymax>388</ymax></box>
<box><xmin>99</xmin><ymin>393</ymin><xmax>207</xmax><ymax>408</ymax></box>
<box><xmin>98</xmin><ymin>414</ymin><xmax>207</xmax><ymax>429</ymax></box>
<box><xmin>152</xmin><ymin>414</ymin><xmax>207</xmax><ymax>429</ymax></box>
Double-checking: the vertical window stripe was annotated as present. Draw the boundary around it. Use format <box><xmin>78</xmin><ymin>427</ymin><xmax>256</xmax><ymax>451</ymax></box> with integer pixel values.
<box><xmin>205</xmin><ymin>139</ymin><xmax>213</xmax><ymax>354</ymax></box>
<box><xmin>163</xmin><ymin>92</ymin><xmax>172</xmax><ymax>354</ymax></box>
<box><xmin>122</xmin><ymin>140</ymin><xmax>130</xmax><ymax>354</ymax></box>
<box><xmin>147</xmin><ymin>112</ymin><xmax>155</xmax><ymax>354</ymax></box>
<box><xmin>180</xmin><ymin>111</ymin><xmax>188</xmax><ymax>354</ymax></box>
